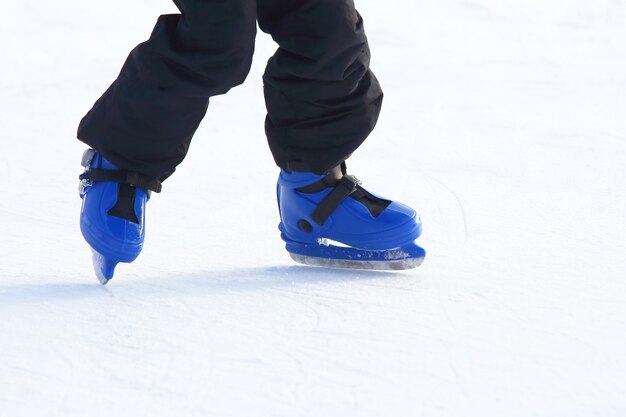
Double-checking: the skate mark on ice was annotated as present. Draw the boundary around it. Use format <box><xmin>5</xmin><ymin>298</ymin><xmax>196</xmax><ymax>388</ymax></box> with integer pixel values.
<box><xmin>140</xmin><ymin>266</ymin><xmax>402</xmax><ymax>297</ymax></box>
<box><xmin>271</xmin><ymin>287</ymin><xmax>322</xmax><ymax>334</ymax></box>
<box><xmin>421</xmin><ymin>172</ymin><xmax>469</xmax><ymax>248</ymax></box>
<box><xmin>0</xmin><ymin>282</ymin><xmax>110</xmax><ymax>306</ymax></box>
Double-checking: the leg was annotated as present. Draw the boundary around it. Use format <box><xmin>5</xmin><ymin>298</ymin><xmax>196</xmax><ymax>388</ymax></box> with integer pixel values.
<box><xmin>77</xmin><ymin>0</ymin><xmax>257</xmax><ymax>282</ymax></box>
<box><xmin>258</xmin><ymin>0</ymin><xmax>424</xmax><ymax>269</ymax></box>
<box><xmin>78</xmin><ymin>0</ymin><xmax>257</xmax><ymax>181</ymax></box>
<box><xmin>257</xmin><ymin>0</ymin><xmax>383</xmax><ymax>174</ymax></box>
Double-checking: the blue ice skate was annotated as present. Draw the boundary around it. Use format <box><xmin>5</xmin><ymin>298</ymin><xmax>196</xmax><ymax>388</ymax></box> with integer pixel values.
<box><xmin>78</xmin><ymin>149</ymin><xmax>161</xmax><ymax>284</ymax></box>
<box><xmin>277</xmin><ymin>163</ymin><xmax>425</xmax><ymax>270</ymax></box>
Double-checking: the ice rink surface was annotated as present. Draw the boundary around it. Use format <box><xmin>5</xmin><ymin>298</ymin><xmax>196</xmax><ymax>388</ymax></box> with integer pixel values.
<box><xmin>1</xmin><ymin>1</ymin><xmax>625</xmax><ymax>416</ymax></box>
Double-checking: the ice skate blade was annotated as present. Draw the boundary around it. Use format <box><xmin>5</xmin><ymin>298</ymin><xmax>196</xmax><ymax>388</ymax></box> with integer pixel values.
<box><xmin>289</xmin><ymin>253</ymin><xmax>425</xmax><ymax>271</ymax></box>
<box><xmin>91</xmin><ymin>249</ymin><xmax>118</xmax><ymax>285</ymax></box>
<box><xmin>282</xmin><ymin>236</ymin><xmax>426</xmax><ymax>271</ymax></box>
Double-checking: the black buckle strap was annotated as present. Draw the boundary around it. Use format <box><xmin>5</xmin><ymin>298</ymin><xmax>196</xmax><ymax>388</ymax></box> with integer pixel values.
<box><xmin>296</xmin><ymin>165</ymin><xmax>344</xmax><ymax>194</ymax></box>
<box><xmin>79</xmin><ymin>169</ymin><xmax>160</xmax><ymax>224</ymax></box>
<box><xmin>107</xmin><ymin>184</ymin><xmax>140</xmax><ymax>224</ymax></box>
<box><xmin>310</xmin><ymin>175</ymin><xmax>361</xmax><ymax>226</ymax></box>
<box><xmin>79</xmin><ymin>169</ymin><xmax>162</xmax><ymax>193</ymax></box>
<box><xmin>294</xmin><ymin>162</ymin><xmax>391</xmax><ymax>225</ymax></box>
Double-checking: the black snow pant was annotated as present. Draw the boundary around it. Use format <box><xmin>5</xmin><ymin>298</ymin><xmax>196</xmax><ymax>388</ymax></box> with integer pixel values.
<box><xmin>77</xmin><ymin>0</ymin><xmax>383</xmax><ymax>182</ymax></box>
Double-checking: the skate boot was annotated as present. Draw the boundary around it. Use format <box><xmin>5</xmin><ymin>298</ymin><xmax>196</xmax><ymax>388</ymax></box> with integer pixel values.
<box><xmin>277</xmin><ymin>163</ymin><xmax>425</xmax><ymax>270</ymax></box>
<box><xmin>78</xmin><ymin>149</ymin><xmax>161</xmax><ymax>284</ymax></box>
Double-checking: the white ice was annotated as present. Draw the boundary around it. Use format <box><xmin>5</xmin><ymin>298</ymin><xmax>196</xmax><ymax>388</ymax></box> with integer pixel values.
<box><xmin>1</xmin><ymin>0</ymin><xmax>625</xmax><ymax>416</ymax></box>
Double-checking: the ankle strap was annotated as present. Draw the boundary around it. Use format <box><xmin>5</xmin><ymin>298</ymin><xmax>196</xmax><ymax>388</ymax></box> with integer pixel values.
<box><xmin>79</xmin><ymin>169</ymin><xmax>162</xmax><ymax>193</ymax></box>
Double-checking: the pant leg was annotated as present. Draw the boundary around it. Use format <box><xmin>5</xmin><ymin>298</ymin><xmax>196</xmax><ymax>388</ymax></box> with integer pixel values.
<box><xmin>78</xmin><ymin>0</ymin><xmax>257</xmax><ymax>181</ymax></box>
<box><xmin>257</xmin><ymin>0</ymin><xmax>383</xmax><ymax>174</ymax></box>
